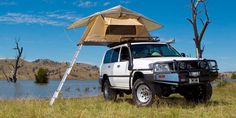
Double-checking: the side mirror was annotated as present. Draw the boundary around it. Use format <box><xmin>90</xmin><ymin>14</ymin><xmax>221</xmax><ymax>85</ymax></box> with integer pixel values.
<box><xmin>181</xmin><ymin>53</ymin><xmax>186</xmax><ymax>57</ymax></box>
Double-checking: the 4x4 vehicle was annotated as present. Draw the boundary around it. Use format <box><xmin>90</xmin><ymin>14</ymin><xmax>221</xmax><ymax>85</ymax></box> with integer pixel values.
<box><xmin>99</xmin><ymin>39</ymin><xmax>218</xmax><ymax>106</ymax></box>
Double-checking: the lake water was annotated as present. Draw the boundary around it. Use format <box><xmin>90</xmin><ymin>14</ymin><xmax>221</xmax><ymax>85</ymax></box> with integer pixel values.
<box><xmin>0</xmin><ymin>80</ymin><xmax>101</xmax><ymax>100</ymax></box>
<box><xmin>1</xmin><ymin>79</ymin><xmax>235</xmax><ymax>100</ymax></box>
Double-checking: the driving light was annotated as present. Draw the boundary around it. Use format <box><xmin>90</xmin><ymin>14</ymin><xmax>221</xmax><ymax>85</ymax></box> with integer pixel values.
<box><xmin>153</xmin><ymin>63</ymin><xmax>170</xmax><ymax>73</ymax></box>
<box><xmin>178</xmin><ymin>62</ymin><xmax>186</xmax><ymax>70</ymax></box>
<box><xmin>198</xmin><ymin>61</ymin><xmax>208</xmax><ymax>69</ymax></box>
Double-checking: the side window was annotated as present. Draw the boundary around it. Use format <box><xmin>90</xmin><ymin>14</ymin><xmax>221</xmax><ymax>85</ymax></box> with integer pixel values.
<box><xmin>120</xmin><ymin>47</ymin><xmax>130</xmax><ymax>62</ymax></box>
<box><xmin>103</xmin><ymin>50</ymin><xmax>112</xmax><ymax>64</ymax></box>
<box><xmin>111</xmin><ymin>48</ymin><xmax>120</xmax><ymax>63</ymax></box>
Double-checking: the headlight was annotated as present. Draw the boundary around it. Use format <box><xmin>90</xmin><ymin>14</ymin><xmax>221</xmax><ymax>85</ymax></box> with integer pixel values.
<box><xmin>153</xmin><ymin>63</ymin><xmax>170</xmax><ymax>73</ymax></box>
<box><xmin>207</xmin><ymin>60</ymin><xmax>218</xmax><ymax>69</ymax></box>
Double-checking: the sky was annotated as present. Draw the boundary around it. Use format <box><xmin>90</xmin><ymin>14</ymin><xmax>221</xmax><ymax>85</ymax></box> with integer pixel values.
<box><xmin>0</xmin><ymin>0</ymin><xmax>235</xmax><ymax>72</ymax></box>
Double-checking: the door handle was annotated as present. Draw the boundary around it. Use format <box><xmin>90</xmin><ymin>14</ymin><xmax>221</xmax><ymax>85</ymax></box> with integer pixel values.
<box><xmin>117</xmin><ymin>65</ymin><xmax>120</xmax><ymax>68</ymax></box>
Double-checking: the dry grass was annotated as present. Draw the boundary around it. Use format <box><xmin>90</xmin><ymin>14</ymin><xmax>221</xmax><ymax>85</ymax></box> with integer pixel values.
<box><xmin>1</xmin><ymin>83</ymin><xmax>236</xmax><ymax>118</ymax></box>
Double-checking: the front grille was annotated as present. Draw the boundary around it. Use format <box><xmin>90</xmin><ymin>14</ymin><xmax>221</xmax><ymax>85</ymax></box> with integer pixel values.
<box><xmin>184</xmin><ymin>61</ymin><xmax>200</xmax><ymax>70</ymax></box>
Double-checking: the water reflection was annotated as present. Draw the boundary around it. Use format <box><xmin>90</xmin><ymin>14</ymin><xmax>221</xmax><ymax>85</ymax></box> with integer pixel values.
<box><xmin>0</xmin><ymin>80</ymin><xmax>101</xmax><ymax>99</ymax></box>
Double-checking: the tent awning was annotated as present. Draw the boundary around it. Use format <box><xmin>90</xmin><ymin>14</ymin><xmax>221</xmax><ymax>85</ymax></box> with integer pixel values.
<box><xmin>68</xmin><ymin>5</ymin><xmax>162</xmax><ymax>31</ymax></box>
<box><xmin>67</xmin><ymin>5</ymin><xmax>162</xmax><ymax>46</ymax></box>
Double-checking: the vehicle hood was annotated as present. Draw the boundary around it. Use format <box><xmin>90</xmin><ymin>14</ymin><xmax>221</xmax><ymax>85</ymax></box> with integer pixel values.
<box><xmin>133</xmin><ymin>57</ymin><xmax>199</xmax><ymax>69</ymax></box>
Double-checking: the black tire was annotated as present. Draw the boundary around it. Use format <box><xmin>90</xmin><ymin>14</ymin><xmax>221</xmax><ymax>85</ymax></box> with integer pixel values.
<box><xmin>132</xmin><ymin>79</ymin><xmax>154</xmax><ymax>107</ymax></box>
<box><xmin>103</xmin><ymin>79</ymin><xmax>117</xmax><ymax>101</ymax></box>
<box><xmin>184</xmin><ymin>83</ymin><xmax>212</xmax><ymax>103</ymax></box>
<box><xmin>198</xmin><ymin>83</ymin><xmax>212</xmax><ymax>102</ymax></box>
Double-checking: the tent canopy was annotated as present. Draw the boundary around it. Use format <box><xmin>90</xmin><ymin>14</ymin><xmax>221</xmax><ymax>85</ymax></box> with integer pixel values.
<box><xmin>68</xmin><ymin>5</ymin><xmax>162</xmax><ymax>46</ymax></box>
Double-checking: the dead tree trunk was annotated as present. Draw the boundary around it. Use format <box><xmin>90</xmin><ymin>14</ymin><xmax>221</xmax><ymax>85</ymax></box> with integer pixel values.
<box><xmin>10</xmin><ymin>40</ymin><xmax>23</xmax><ymax>83</ymax></box>
<box><xmin>187</xmin><ymin>0</ymin><xmax>209</xmax><ymax>59</ymax></box>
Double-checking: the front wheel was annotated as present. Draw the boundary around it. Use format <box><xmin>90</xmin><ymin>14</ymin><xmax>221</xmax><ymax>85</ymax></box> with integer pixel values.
<box><xmin>103</xmin><ymin>79</ymin><xmax>117</xmax><ymax>101</ymax></box>
<box><xmin>184</xmin><ymin>83</ymin><xmax>212</xmax><ymax>103</ymax></box>
<box><xmin>132</xmin><ymin>79</ymin><xmax>154</xmax><ymax>107</ymax></box>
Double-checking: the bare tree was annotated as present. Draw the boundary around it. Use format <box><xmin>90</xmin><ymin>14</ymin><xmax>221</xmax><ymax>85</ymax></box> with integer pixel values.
<box><xmin>187</xmin><ymin>0</ymin><xmax>210</xmax><ymax>58</ymax></box>
<box><xmin>1</xmin><ymin>40</ymin><xmax>24</xmax><ymax>83</ymax></box>
<box><xmin>11</xmin><ymin>39</ymin><xmax>24</xmax><ymax>83</ymax></box>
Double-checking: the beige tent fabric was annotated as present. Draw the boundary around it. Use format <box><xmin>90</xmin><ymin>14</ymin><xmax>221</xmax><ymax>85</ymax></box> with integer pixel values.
<box><xmin>68</xmin><ymin>5</ymin><xmax>162</xmax><ymax>31</ymax></box>
<box><xmin>104</xmin><ymin>18</ymin><xmax>143</xmax><ymax>26</ymax></box>
<box><xmin>78</xmin><ymin>16</ymin><xmax>150</xmax><ymax>45</ymax></box>
<box><xmin>68</xmin><ymin>5</ymin><xmax>161</xmax><ymax>46</ymax></box>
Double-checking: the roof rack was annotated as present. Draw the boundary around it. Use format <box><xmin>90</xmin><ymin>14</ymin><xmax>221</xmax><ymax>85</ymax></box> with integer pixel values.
<box><xmin>107</xmin><ymin>36</ymin><xmax>160</xmax><ymax>47</ymax></box>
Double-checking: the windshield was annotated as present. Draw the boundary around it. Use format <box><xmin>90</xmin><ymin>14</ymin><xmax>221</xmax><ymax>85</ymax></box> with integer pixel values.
<box><xmin>131</xmin><ymin>44</ymin><xmax>181</xmax><ymax>58</ymax></box>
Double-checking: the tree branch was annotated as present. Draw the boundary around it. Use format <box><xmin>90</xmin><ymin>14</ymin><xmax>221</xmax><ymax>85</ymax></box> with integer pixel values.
<box><xmin>203</xmin><ymin>0</ymin><xmax>209</xmax><ymax>21</ymax></box>
<box><xmin>187</xmin><ymin>18</ymin><xmax>193</xmax><ymax>24</ymax></box>
<box><xmin>10</xmin><ymin>63</ymin><xmax>15</xmax><ymax>69</ymax></box>
<box><xmin>198</xmin><ymin>18</ymin><xmax>205</xmax><ymax>25</ymax></box>
<box><xmin>1</xmin><ymin>69</ymin><xmax>10</xmax><ymax>82</ymax></box>
<box><xmin>199</xmin><ymin>21</ymin><xmax>209</xmax><ymax>43</ymax></box>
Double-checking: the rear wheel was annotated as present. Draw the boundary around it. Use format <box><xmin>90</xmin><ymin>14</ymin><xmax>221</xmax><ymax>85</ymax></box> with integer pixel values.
<box><xmin>132</xmin><ymin>79</ymin><xmax>154</xmax><ymax>107</ymax></box>
<box><xmin>103</xmin><ymin>79</ymin><xmax>117</xmax><ymax>101</ymax></box>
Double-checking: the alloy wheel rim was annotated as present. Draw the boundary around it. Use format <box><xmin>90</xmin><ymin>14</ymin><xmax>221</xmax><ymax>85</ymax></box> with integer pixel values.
<box><xmin>137</xmin><ymin>84</ymin><xmax>151</xmax><ymax>103</ymax></box>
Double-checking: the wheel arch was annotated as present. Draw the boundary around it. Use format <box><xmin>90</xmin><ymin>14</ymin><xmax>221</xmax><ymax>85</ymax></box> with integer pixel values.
<box><xmin>132</xmin><ymin>71</ymin><xmax>144</xmax><ymax>86</ymax></box>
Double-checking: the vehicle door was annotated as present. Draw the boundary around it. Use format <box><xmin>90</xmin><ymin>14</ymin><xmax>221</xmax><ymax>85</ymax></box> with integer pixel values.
<box><xmin>113</xmin><ymin>46</ymin><xmax>131</xmax><ymax>89</ymax></box>
<box><xmin>109</xmin><ymin>48</ymin><xmax>120</xmax><ymax>87</ymax></box>
<box><xmin>100</xmin><ymin>49</ymin><xmax>114</xmax><ymax>85</ymax></box>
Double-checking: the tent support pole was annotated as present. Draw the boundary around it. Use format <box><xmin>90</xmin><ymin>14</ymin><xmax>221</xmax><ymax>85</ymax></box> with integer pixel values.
<box><xmin>49</xmin><ymin>44</ymin><xmax>83</xmax><ymax>106</ymax></box>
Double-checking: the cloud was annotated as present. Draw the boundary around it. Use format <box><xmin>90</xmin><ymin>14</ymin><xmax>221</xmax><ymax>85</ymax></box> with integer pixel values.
<box><xmin>0</xmin><ymin>0</ymin><xmax>16</xmax><ymax>6</ymax></box>
<box><xmin>0</xmin><ymin>13</ymin><xmax>65</xmax><ymax>26</ymax></box>
<box><xmin>72</xmin><ymin>0</ymin><xmax>131</xmax><ymax>8</ymax></box>
<box><xmin>0</xmin><ymin>56</ymin><xmax>14</xmax><ymax>60</ymax></box>
<box><xmin>0</xmin><ymin>12</ymin><xmax>81</xmax><ymax>27</ymax></box>
<box><xmin>46</xmin><ymin>12</ymin><xmax>79</xmax><ymax>21</ymax></box>
<box><xmin>120</xmin><ymin>0</ymin><xmax>131</xmax><ymax>4</ymax></box>
<box><xmin>103</xmin><ymin>2</ymin><xmax>110</xmax><ymax>6</ymax></box>
<box><xmin>73</xmin><ymin>0</ymin><xmax>97</xmax><ymax>8</ymax></box>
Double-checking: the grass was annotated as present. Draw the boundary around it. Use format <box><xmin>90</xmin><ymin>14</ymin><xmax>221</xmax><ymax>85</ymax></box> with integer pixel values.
<box><xmin>1</xmin><ymin>83</ymin><xmax>236</xmax><ymax>118</ymax></box>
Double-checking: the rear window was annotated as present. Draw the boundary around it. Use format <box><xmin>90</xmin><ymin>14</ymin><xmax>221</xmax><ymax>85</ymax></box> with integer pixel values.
<box><xmin>120</xmin><ymin>47</ymin><xmax>130</xmax><ymax>62</ymax></box>
<box><xmin>111</xmin><ymin>48</ymin><xmax>120</xmax><ymax>63</ymax></box>
<box><xmin>106</xmin><ymin>25</ymin><xmax>136</xmax><ymax>35</ymax></box>
<box><xmin>103</xmin><ymin>48</ymin><xmax>120</xmax><ymax>64</ymax></box>
<box><xmin>103</xmin><ymin>50</ymin><xmax>112</xmax><ymax>64</ymax></box>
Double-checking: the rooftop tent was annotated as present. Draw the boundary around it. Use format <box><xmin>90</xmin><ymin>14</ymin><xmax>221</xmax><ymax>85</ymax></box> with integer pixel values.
<box><xmin>50</xmin><ymin>5</ymin><xmax>162</xmax><ymax>105</ymax></box>
<box><xmin>77</xmin><ymin>16</ymin><xmax>150</xmax><ymax>45</ymax></box>
<box><xmin>67</xmin><ymin>5</ymin><xmax>162</xmax><ymax>46</ymax></box>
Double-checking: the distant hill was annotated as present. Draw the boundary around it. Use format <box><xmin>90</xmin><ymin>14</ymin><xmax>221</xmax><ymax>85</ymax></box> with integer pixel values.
<box><xmin>0</xmin><ymin>59</ymin><xmax>99</xmax><ymax>80</ymax></box>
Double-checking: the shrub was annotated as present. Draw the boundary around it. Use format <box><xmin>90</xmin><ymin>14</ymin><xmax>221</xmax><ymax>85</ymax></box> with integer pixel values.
<box><xmin>231</xmin><ymin>73</ymin><xmax>236</xmax><ymax>79</ymax></box>
<box><xmin>35</xmin><ymin>68</ymin><xmax>49</xmax><ymax>84</ymax></box>
<box><xmin>216</xmin><ymin>79</ymin><xmax>228</xmax><ymax>88</ymax></box>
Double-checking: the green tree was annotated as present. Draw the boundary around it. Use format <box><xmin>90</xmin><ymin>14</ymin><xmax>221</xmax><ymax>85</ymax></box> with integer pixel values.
<box><xmin>231</xmin><ymin>73</ymin><xmax>236</xmax><ymax>79</ymax></box>
<box><xmin>35</xmin><ymin>68</ymin><xmax>49</xmax><ymax>83</ymax></box>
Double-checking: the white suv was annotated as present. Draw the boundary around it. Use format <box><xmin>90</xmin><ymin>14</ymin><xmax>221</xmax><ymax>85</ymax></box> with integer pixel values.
<box><xmin>99</xmin><ymin>39</ymin><xmax>218</xmax><ymax>106</ymax></box>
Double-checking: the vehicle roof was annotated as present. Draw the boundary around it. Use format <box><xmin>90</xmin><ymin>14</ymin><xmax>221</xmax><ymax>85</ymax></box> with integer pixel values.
<box><xmin>110</xmin><ymin>41</ymin><xmax>168</xmax><ymax>49</ymax></box>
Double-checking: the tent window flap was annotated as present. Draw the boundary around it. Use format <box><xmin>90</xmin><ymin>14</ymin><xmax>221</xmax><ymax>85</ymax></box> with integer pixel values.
<box><xmin>106</xmin><ymin>25</ymin><xmax>136</xmax><ymax>35</ymax></box>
